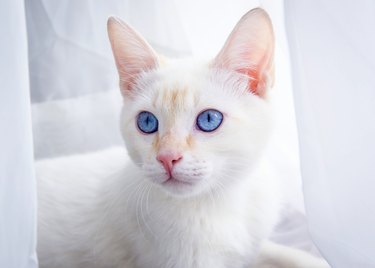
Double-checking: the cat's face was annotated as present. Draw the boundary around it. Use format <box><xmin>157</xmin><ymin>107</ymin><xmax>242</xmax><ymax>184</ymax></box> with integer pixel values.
<box><xmin>108</xmin><ymin>8</ymin><xmax>274</xmax><ymax>197</ymax></box>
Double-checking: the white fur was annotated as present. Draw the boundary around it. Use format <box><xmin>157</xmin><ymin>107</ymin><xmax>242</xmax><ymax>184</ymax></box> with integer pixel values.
<box><xmin>36</xmin><ymin>8</ymin><xmax>330</xmax><ymax>268</ymax></box>
<box><xmin>36</xmin><ymin>61</ymin><xmax>329</xmax><ymax>268</ymax></box>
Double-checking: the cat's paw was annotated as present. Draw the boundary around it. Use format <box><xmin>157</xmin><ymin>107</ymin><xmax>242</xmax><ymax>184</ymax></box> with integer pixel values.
<box><xmin>297</xmin><ymin>256</ymin><xmax>330</xmax><ymax>268</ymax></box>
<box><xmin>253</xmin><ymin>257</ymin><xmax>330</xmax><ymax>268</ymax></box>
<box><xmin>253</xmin><ymin>241</ymin><xmax>331</xmax><ymax>268</ymax></box>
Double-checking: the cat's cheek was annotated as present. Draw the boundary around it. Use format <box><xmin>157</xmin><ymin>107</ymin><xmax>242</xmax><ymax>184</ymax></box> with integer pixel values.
<box><xmin>205</xmin><ymin>156</ymin><xmax>228</xmax><ymax>186</ymax></box>
<box><xmin>124</xmin><ymin>123</ymin><xmax>158</xmax><ymax>165</ymax></box>
<box><xmin>173</xmin><ymin>160</ymin><xmax>213</xmax><ymax>182</ymax></box>
<box><xmin>123</xmin><ymin>135</ymin><xmax>142</xmax><ymax>166</ymax></box>
<box><xmin>142</xmin><ymin>162</ymin><xmax>169</xmax><ymax>184</ymax></box>
<box><xmin>123</xmin><ymin>145</ymin><xmax>146</xmax><ymax>170</ymax></box>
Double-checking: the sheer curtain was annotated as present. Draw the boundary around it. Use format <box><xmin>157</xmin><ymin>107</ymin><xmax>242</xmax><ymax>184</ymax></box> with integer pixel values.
<box><xmin>3</xmin><ymin>0</ymin><xmax>374</xmax><ymax>267</ymax></box>
<box><xmin>285</xmin><ymin>1</ymin><xmax>375</xmax><ymax>267</ymax></box>
<box><xmin>0</xmin><ymin>1</ymin><xmax>38</xmax><ymax>267</ymax></box>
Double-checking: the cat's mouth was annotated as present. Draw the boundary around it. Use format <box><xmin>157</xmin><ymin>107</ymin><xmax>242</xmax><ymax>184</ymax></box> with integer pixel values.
<box><xmin>162</xmin><ymin>177</ymin><xmax>193</xmax><ymax>187</ymax></box>
<box><xmin>157</xmin><ymin>173</ymin><xmax>207</xmax><ymax>197</ymax></box>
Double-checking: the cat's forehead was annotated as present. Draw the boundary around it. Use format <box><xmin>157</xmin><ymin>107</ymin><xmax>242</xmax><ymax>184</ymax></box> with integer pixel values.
<box><xmin>151</xmin><ymin>60</ymin><xmax>209</xmax><ymax>114</ymax></box>
<box><xmin>152</xmin><ymin>83</ymin><xmax>198</xmax><ymax>113</ymax></box>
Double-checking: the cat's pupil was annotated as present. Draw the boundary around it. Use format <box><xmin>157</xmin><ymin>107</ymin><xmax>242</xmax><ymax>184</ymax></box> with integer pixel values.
<box><xmin>137</xmin><ymin>111</ymin><xmax>158</xmax><ymax>134</ymax></box>
<box><xmin>196</xmin><ymin>109</ymin><xmax>223</xmax><ymax>132</ymax></box>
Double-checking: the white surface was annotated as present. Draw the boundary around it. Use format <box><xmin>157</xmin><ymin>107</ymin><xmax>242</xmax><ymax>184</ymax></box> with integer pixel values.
<box><xmin>285</xmin><ymin>1</ymin><xmax>375</xmax><ymax>267</ymax></box>
<box><xmin>0</xmin><ymin>0</ymin><xmax>38</xmax><ymax>267</ymax></box>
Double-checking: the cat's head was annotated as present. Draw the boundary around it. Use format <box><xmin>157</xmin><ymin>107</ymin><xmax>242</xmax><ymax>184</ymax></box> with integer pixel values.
<box><xmin>108</xmin><ymin>8</ymin><xmax>274</xmax><ymax>198</ymax></box>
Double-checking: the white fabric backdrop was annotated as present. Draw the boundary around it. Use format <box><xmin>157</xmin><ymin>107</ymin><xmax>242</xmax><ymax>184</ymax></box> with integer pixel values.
<box><xmin>0</xmin><ymin>1</ymin><xmax>38</xmax><ymax>267</ymax></box>
<box><xmin>7</xmin><ymin>0</ymin><xmax>375</xmax><ymax>267</ymax></box>
<box><xmin>285</xmin><ymin>1</ymin><xmax>375</xmax><ymax>267</ymax></box>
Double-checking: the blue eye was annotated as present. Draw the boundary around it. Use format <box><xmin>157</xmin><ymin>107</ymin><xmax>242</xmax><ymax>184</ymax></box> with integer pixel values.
<box><xmin>137</xmin><ymin>111</ymin><xmax>158</xmax><ymax>134</ymax></box>
<box><xmin>196</xmin><ymin>109</ymin><xmax>223</xmax><ymax>132</ymax></box>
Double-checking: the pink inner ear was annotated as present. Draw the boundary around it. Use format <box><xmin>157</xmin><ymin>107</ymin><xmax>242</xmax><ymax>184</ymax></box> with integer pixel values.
<box><xmin>237</xmin><ymin>68</ymin><xmax>260</xmax><ymax>96</ymax></box>
<box><xmin>118</xmin><ymin>57</ymin><xmax>157</xmax><ymax>93</ymax></box>
<box><xmin>237</xmin><ymin>52</ymin><xmax>271</xmax><ymax>97</ymax></box>
<box><xmin>107</xmin><ymin>17</ymin><xmax>158</xmax><ymax>95</ymax></box>
<box><xmin>213</xmin><ymin>8</ymin><xmax>274</xmax><ymax>98</ymax></box>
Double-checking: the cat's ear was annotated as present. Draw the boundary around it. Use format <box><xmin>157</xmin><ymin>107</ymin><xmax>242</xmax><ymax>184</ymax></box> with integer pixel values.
<box><xmin>213</xmin><ymin>8</ymin><xmax>274</xmax><ymax>97</ymax></box>
<box><xmin>107</xmin><ymin>17</ymin><xmax>159</xmax><ymax>95</ymax></box>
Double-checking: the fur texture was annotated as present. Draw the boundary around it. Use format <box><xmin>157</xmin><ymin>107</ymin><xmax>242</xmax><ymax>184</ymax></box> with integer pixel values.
<box><xmin>36</xmin><ymin>8</ymin><xmax>330</xmax><ymax>268</ymax></box>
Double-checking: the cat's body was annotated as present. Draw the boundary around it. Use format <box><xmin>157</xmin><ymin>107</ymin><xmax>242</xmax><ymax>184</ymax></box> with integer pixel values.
<box><xmin>37</xmin><ymin>147</ymin><xmax>280</xmax><ymax>268</ymax></box>
<box><xmin>36</xmin><ymin>8</ymin><xmax>330</xmax><ymax>268</ymax></box>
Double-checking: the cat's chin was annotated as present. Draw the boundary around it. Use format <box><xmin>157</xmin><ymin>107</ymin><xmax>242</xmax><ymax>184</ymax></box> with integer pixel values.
<box><xmin>162</xmin><ymin>177</ymin><xmax>193</xmax><ymax>187</ymax></box>
<box><xmin>156</xmin><ymin>177</ymin><xmax>205</xmax><ymax>198</ymax></box>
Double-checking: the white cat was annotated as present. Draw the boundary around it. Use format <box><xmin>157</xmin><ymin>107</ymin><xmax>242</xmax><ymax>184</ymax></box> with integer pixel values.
<box><xmin>36</xmin><ymin>8</ymin><xmax>330</xmax><ymax>268</ymax></box>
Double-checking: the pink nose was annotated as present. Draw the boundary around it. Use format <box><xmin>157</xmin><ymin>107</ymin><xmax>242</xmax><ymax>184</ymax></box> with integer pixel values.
<box><xmin>156</xmin><ymin>151</ymin><xmax>183</xmax><ymax>176</ymax></box>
